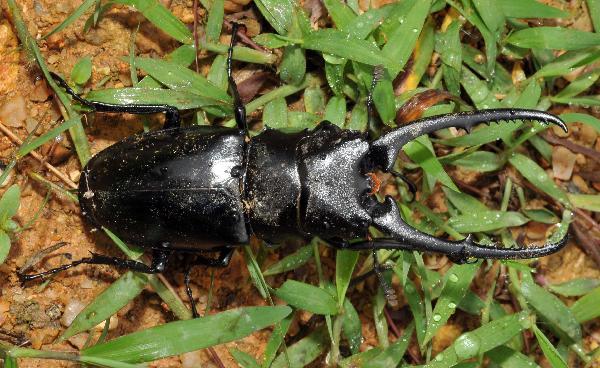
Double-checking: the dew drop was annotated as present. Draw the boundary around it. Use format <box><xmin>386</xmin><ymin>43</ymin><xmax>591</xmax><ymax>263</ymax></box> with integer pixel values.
<box><xmin>448</xmin><ymin>302</ymin><xmax>457</xmax><ymax>309</ymax></box>
<box><xmin>449</xmin><ymin>273</ymin><xmax>459</xmax><ymax>283</ymax></box>
<box><xmin>435</xmin><ymin>353</ymin><xmax>444</xmax><ymax>361</ymax></box>
<box><xmin>454</xmin><ymin>333</ymin><xmax>481</xmax><ymax>360</ymax></box>
<box><xmin>433</xmin><ymin>314</ymin><xmax>442</xmax><ymax>322</ymax></box>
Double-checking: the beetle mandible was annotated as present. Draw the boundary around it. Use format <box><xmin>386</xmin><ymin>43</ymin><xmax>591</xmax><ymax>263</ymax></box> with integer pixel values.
<box><xmin>19</xmin><ymin>24</ymin><xmax>569</xmax><ymax>315</ymax></box>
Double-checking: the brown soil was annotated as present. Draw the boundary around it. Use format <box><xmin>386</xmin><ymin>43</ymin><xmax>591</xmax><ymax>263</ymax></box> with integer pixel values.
<box><xmin>0</xmin><ymin>1</ymin><xmax>598</xmax><ymax>367</ymax></box>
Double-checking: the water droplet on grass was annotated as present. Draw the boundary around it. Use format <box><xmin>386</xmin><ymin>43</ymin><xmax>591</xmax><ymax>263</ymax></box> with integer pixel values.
<box><xmin>454</xmin><ymin>333</ymin><xmax>481</xmax><ymax>360</ymax></box>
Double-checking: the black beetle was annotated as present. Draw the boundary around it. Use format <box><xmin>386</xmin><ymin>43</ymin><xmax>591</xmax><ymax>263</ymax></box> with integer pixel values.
<box><xmin>19</xmin><ymin>24</ymin><xmax>568</xmax><ymax>315</ymax></box>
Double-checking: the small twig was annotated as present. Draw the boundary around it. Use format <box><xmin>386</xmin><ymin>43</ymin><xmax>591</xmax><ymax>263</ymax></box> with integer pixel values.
<box><xmin>383</xmin><ymin>307</ymin><xmax>401</xmax><ymax>338</ymax></box>
<box><xmin>453</xmin><ymin>177</ymin><xmax>486</xmax><ymax>197</ymax></box>
<box><xmin>223</xmin><ymin>20</ymin><xmax>267</xmax><ymax>51</ymax></box>
<box><xmin>0</xmin><ymin>122</ymin><xmax>77</xmax><ymax>189</ymax></box>
<box><xmin>18</xmin><ymin>242</ymin><xmax>69</xmax><ymax>274</ymax></box>
<box><xmin>543</xmin><ymin>132</ymin><xmax>600</xmax><ymax>164</ymax></box>
<box><xmin>208</xmin><ymin>347</ymin><xmax>226</xmax><ymax>368</ymax></box>
<box><xmin>572</xmin><ymin>222</ymin><xmax>600</xmax><ymax>268</ymax></box>
<box><xmin>193</xmin><ymin>0</ymin><xmax>200</xmax><ymax>73</ymax></box>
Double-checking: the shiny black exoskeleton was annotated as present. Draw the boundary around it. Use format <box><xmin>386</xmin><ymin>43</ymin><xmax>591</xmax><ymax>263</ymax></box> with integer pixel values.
<box><xmin>20</xmin><ymin>24</ymin><xmax>569</xmax><ymax>315</ymax></box>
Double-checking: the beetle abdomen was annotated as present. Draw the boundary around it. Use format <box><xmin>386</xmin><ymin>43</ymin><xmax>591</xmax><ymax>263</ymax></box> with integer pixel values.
<box><xmin>79</xmin><ymin>126</ymin><xmax>249</xmax><ymax>250</ymax></box>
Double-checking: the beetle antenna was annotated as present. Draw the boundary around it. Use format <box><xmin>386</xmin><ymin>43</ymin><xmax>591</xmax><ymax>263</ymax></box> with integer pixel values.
<box><xmin>227</xmin><ymin>22</ymin><xmax>248</xmax><ymax>136</ymax></box>
<box><xmin>372</xmin><ymin>249</ymin><xmax>398</xmax><ymax>307</ymax></box>
<box><xmin>367</xmin><ymin>65</ymin><xmax>385</xmax><ymax>131</ymax></box>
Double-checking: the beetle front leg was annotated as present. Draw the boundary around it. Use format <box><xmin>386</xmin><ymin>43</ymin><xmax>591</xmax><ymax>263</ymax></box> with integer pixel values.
<box><xmin>49</xmin><ymin>71</ymin><xmax>181</xmax><ymax>129</ymax></box>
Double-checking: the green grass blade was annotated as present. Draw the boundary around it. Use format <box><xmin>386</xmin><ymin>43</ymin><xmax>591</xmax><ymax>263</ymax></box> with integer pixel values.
<box><xmin>230</xmin><ymin>349</ymin><xmax>260</xmax><ymax>368</ymax></box>
<box><xmin>0</xmin><ymin>185</ymin><xmax>21</xmax><ymax>224</ymax></box>
<box><xmin>16</xmin><ymin>118</ymin><xmax>79</xmax><ymax>158</ymax></box>
<box><xmin>423</xmin><ymin>262</ymin><xmax>480</xmax><ymax>347</ymax></box>
<box><xmin>403</xmin><ymin>136</ymin><xmax>459</xmax><ymax>192</ymax></box>
<box><xmin>450</xmin><ymin>151</ymin><xmax>503</xmax><ymax>172</ymax></box>
<box><xmin>499</xmin><ymin>0</ymin><xmax>567</xmax><ymax>18</ymax></box>
<box><xmin>364</xmin><ymin>322</ymin><xmax>414</xmax><ymax>368</ymax></box>
<box><xmin>71</xmin><ymin>56</ymin><xmax>93</xmax><ymax>85</ymax></box>
<box><xmin>335</xmin><ymin>250</ymin><xmax>358</xmax><ymax>307</ymax></box>
<box><xmin>254</xmin><ymin>0</ymin><xmax>294</xmax><ymax>35</ymax></box>
<box><xmin>532</xmin><ymin>324</ymin><xmax>568</xmax><ymax>368</ymax></box>
<box><xmin>381</xmin><ymin>0</ymin><xmax>431</xmax><ymax>77</ymax></box>
<box><xmin>302</xmin><ymin>29</ymin><xmax>395</xmax><ymax>70</ymax></box>
<box><xmin>521</xmin><ymin>279</ymin><xmax>582</xmax><ymax>342</ymax></box>
<box><xmin>447</xmin><ymin>211</ymin><xmax>529</xmax><ymax>233</ymax></box>
<box><xmin>324</xmin><ymin>96</ymin><xmax>346</xmax><ymax>127</ymax></box>
<box><xmin>567</xmin><ymin>194</ymin><xmax>600</xmax><ymax>212</ymax></box>
<box><xmin>60</xmin><ymin>271</ymin><xmax>148</xmax><ymax>341</ymax></box>
<box><xmin>420</xmin><ymin>312</ymin><xmax>531</xmax><ymax>367</ymax></box>
<box><xmin>261</xmin><ymin>312</ymin><xmax>293</xmax><ymax>368</ymax></box>
<box><xmin>342</xmin><ymin>298</ymin><xmax>362</xmax><ymax>354</ymax></box>
<box><xmin>506</xmin><ymin>27</ymin><xmax>600</xmax><ymax>50</ymax></box>
<box><xmin>588</xmin><ymin>0</ymin><xmax>600</xmax><ymax>32</ymax></box>
<box><xmin>486</xmin><ymin>345</ymin><xmax>540</xmax><ymax>368</ymax></box>
<box><xmin>82</xmin><ymin>306</ymin><xmax>291</xmax><ymax>363</ymax></box>
<box><xmin>133</xmin><ymin>57</ymin><xmax>230</xmax><ymax>100</ymax></box>
<box><xmin>561</xmin><ymin>112</ymin><xmax>600</xmax><ymax>133</ymax></box>
<box><xmin>205</xmin><ymin>0</ymin><xmax>224</xmax><ymax>43</ymax></box>
<box><xmin>112</xmin><ymin>0</ymin><xmax>192</xmax><ymax>44</ymax></box>
<box><xmin>271</xmin><ymin>327</ymin><xmax>328</xmax><ymax>368</ymax></box>
<box><xmin>570</xmin><ymin>286</ymin><xmax>600</xmax><ymax>323</ymax></box>
<box><xmin>262</xmin><ymin>244</ymin><xmax>312</xmax><ymax>276</ymax></box>
<box><xmin>0</xmin><ymin>231</ymin><xmax>10</xmax><ymax>264</ymax></box>
<box><xmin>43</xmin><ymin>0</ymin><xmax>99</xmax><ymax>38</ymax></box>
<box><xmin>548</xmin><ymin>278</ymin><xmax>600</xmax><ymax>297</ymax></box>
<box><xmin>275</xmin><ymin>280</ymin><xmax>338</xmax><ymax>315</ymax></box>
<box><xmin>508</xmin><ymin>153</ymin><xmax>571</xmax><ymax>207</ymax></box>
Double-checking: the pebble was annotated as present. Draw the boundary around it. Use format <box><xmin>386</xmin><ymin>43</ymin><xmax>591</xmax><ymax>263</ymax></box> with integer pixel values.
<box><xmin>30</xmin><ymin>80</ymin><xmax>51</xmax><ymax>102</ymax></box>
<box><xmin>0</xmin><ymin>95</ymin><xmax>27</xmax><ymax>127</ymax></box>
<box><xmin>25</xmin><ymin>117</ymin><xmax>39</xmax><ymax>133</ymax></box>
<box><xmin>181</xmin><ymin>351</ymin><xmax>207</xmax><ymax>368</ymax></box>
<box><xmin>67</xmin><ymin>333</ymin><xmax>89</xmax><ymax>350</ymax></box>
<box><xmin>60</xmin><ymin>299</ymin><xmax>86</xmax><ymax>327</ymax></box>
<box><xmin>552</xmin><ymin>124</ymin><xmax>570</xmax><ymax>138</ymax></box>
<box><xmin>572</xmin><ymin>174</ymin><xmax>590</xmax><ymax>193</ymax></box>
<box><xmin>579</xmin><ymin>124</ymin><xmax>597</xmax><ymax>146</ymax></box>
<box><xmin>552</xmin><ymin>146</ymin><xmax>577</xmax><ymax>181</ymax></box>
<box><xmin>93</xmin><ymin>315</ymin><xmax>119</xmax><ymax>331</ymax></box>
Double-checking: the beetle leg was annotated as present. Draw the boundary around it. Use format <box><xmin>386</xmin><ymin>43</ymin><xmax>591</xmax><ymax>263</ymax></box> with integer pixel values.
<box><xmin>48</xmin><ymin>71</ymin><xmax>181</xmax><ymax>129</ymax></box>
<box><xmin>227</xmin><ymin>22</ymin><xmax>248</xmax><ymax>136</ymax></box>
<box><xmin>193</xmin><ymin>248</ymin><xmax>235</xmax><ymax>268</ymax></box>
<box><xmin>17</xmin><ymin>249</ymin><xmax>170</xmax><ymax>283</ymax></box>
<box><xmin>184</xmin><ymin>263</ymin><xmax>200</xmax><ymax>318</ymax></box>
<box><xmin>371</xmin><ymin>249</ymin><xmax>398</xmax><ymax>306</ymax></box>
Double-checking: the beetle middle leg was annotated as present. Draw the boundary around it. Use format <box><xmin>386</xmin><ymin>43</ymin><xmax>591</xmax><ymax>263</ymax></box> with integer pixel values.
<box><xmin>17</xmin><ymin>248</ymin><xmax>170</xmax><ymax>283</ymax></box>
<box><xmin>182</xmin><ymin>248</ymin><xmax>234</xmax><ymax>318</ymax></box>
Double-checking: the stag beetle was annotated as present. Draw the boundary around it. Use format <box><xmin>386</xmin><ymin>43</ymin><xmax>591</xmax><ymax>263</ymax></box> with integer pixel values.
<box><xmin>19</xmin><ymin>24</ymin><xmax>568</xmax><ymax>315</ymax></box>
